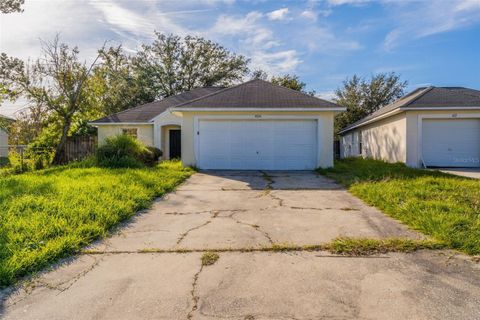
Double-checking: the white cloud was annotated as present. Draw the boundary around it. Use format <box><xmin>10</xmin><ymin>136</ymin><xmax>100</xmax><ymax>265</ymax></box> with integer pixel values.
<box><xmin>383</xmin><ymin>0</ymin><xmax>480</xmax><ymax>50</ymax></box>
<box><xmin>251</xmin><ymin>50</ymin><xmax>301</xmax><ymax>74</ymax></box>
<box><xmin>211</xmin><ymin>11</ymin><xmax>263</xmax><ymax>35</ymax></box>
<box><xmin>316</xmin><ymin>91</ymin><xmax>336</xmax><ymax>101</ymax></box>
<box><xmin>327</xmin><ymin>0</ymin><xmax>371</xmax><ymax>6</ymax></box>
<box><xmin>301</xmin><ymin>10</ymin><xmax>318</xmax><ymax>21</ymax></box>
<box><xmin>267</xmin><ymin>8</ymin><xmax>289</xmax><ymax>21</ymax></box>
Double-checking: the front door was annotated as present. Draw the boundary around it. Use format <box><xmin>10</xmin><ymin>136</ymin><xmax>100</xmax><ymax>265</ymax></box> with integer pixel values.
<box><xmin>169</xmin><ymin>129</ymin><xmax>181</xmax><ymax>159</ymax></box>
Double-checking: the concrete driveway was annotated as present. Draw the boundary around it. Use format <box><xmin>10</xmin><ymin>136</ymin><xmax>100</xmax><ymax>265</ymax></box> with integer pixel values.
<box><xmin>2</xmin><ymin>171</ymin><xmax>480</xmax><ymax>320</ymax></box>
<box><xmin>438</xmin><ymin>168</ymin><xmax>480</xmax><ymax>179</ymax></box>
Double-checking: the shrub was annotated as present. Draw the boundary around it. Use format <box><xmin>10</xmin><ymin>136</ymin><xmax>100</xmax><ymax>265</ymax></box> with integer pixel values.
<box><xmin>96</xmin><ymin>135</ymin><xmax>162</xmax><ymax>168</ymax></box>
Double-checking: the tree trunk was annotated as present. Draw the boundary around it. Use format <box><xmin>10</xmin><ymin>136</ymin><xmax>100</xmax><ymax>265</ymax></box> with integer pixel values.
<box><xmin>52</xmin><ymin>118</ymin><xmax>72</xmax><ymax>165</ymax></box>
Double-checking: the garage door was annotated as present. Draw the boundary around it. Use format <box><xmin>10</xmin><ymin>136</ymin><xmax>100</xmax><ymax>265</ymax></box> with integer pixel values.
<box><xmin>422</xmin><ymin>119</ymin><xmax>480</xmax><ymax>167</ymax></box>
<box><xmin>197</xmin><ymin>119</ymin><xmax>317</xmax><ymax>170</ymax></box>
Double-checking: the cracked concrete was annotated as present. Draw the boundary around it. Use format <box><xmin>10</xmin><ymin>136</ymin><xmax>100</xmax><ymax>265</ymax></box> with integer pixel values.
<box><xmin>2</xmin><ymin>170</ymin><xmax>480</xmax><ymax>320</ymax></box>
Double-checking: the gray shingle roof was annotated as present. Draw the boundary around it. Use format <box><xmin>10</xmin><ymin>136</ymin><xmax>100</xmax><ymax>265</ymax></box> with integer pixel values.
<box><xmin>171</xmin><ymin>79</ymin><xmax>342</xmax><ymax>110</ymax></box>
<box><xmin>339</xmin><ymin>86</ymin><xmax>480</xmax><ymax>134</ymax></box>
<box><xmin>91</xmin><ymin>87</ymin><xmax>224</xmax><ymax>123</ymax></box>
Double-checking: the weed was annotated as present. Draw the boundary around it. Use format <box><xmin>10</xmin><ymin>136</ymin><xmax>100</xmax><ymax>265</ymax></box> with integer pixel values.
<box><xmin>201</xmin><ymin>252</ymin><xmax>220</xmax><ymax>266</ymax></box>
<box><xmin>319</xmin><ymin>158</ymin><xmax>480</xmax><ymax>255</ymax></box>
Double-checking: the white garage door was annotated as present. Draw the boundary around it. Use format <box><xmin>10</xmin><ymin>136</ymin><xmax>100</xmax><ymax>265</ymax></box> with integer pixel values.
<box><xmin>422</xmin><ymin>118</ymin><xmax>480</xmax><ymax>167</ymax></box>
<box><xmin>197</xmin><ymin>119</ymin><xmax>317</xmax><ymax>170</ymax></box>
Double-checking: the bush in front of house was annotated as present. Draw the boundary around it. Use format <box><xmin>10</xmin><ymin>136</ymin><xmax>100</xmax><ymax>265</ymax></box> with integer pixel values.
<box><xmin>96</xmin><ymin>134</ymin><xmax>162</xmax><ymax>168</ymax></box>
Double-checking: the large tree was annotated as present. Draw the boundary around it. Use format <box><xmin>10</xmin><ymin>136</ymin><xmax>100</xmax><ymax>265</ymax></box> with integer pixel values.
<box><xmin>334</xmin><ymin>72</ymin><xmax>407</xmax><ymax>134</ymax></box>
<box><xmin>0</xmin><ymin>0</ymin><xmax>24</xmax><ymax>13</ymax></box>
<box><xmin>90</xmin><ymin>45</ymin><xmax>155</xmax><ymax>115</ymax></box>
<box><xmin>0</xmin><ymin>35</ymin><xmax>103</xmax><ymax>164</ymax></box>
<box><xmin>134</xmin><ymin>32</ymin><xmax>249</xmax><ymax>98</ymax></box>
<box><xmin>251</xmin><ymin>70</ymin><xmax>315</xmax><ymax>95</ymax></box>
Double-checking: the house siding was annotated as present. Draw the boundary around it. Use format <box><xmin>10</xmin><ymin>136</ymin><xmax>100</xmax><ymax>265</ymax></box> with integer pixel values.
<box><xmin>97</xmin><ymin>124</ymin><xmax>154</xmax><ymax>147</ymax></box>
<box><xmin>0</xmin><ymin>128</ymin><xmax>8</xmax><ymax>157</ymax></box>
<box><xmin>340</xmin><ymin>112</ymin><xmax>407</xmax><ymax>163</ymax></box>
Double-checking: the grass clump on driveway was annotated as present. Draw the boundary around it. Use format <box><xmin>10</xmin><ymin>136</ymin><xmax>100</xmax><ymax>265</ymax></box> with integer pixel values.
<box><xmin>327</xmin><ymin>238</ymin><xmax>445</xmax><ymax>255</ymax></box>
<box><xmin>0</xmin><ymin>161</ymin><xmax>192</xmax><ymax>287</ymax></box>
<box><xmin>201</xmin><ymin>252</ymin><xmax>220</xmax><ymax>266</ymax></box>
<box><xmin>318</xmin><ymin>158</ymin><xmax>480</xmax><ymax>255</ymax></box>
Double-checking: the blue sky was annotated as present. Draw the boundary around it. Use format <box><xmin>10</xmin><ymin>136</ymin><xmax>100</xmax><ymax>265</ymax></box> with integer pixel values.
<box><xmin>1</xmin><ymin>0</ymin><xmax>480</xmax><ymax>115</ymax></box>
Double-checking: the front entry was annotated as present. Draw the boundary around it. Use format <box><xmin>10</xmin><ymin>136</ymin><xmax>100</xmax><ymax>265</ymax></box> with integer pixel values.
<box><xmin>169</xmin><ymin>129</ymin><xmax>181</xmax><ymax>159</ymax></box>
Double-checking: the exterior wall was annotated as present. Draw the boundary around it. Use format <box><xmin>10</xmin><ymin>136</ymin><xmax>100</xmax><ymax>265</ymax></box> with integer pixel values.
<box><xmin>340</xmin><ymin>112</ymin><xmax>407</xmax><ymax>163</ymax></box>
<box><xmin>152</xmin><ymin>111</ymin><xmax>182</xmax><ymax>149</ymax></box>
<box><xmin>97</xmin><ymin>124</ymin><xmax>154</xmax><ymax>147</ymax></box>
<box><xmin>0</xmin><ymin>128</ymin><xmax>8</xmax><ymax>157</ymax></box>
<box><xmin>405</xmin><ymin>109</ymin><xmax>480</xmax><ymax>168</ymax></box>
<box><xmin>177</xmin><ymin>111</ymin><xmax>336</xmax><ymax>169</ymax></box>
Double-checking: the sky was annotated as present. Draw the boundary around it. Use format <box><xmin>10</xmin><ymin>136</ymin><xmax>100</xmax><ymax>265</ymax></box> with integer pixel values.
<box><xmin>1</xmin><ymin>0</ymin><xmax>480</xmax><ymax>116</ymax></box>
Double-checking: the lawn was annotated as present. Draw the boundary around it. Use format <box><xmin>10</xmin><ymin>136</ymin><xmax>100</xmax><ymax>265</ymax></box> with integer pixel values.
<box><xmin>0</xmin><ymin>161</ymin><xmax>193</xmax><ymax>287</ymax></box>
<box><xmin>318</xmin><ymin>158</ymin><xmax>480</xmax><ymax>255</ymax></box>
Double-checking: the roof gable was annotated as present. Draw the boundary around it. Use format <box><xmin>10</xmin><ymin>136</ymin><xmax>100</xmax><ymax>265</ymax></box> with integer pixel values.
<box><xmin>171</xmin><ymin>79</ymin><xmax>342</xmax><ymax>110</ymax></box>
<box><xmin>339</xmin><ymin>86</ymin><xmax>480</xmax><ymax>134</ymax></box>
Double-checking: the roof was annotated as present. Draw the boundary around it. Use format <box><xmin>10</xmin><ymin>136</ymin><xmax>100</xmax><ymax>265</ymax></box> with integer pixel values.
<box><xmin>0</xmin><ymin>114</ymin><xmax>14</xmax><ymax>121</ymax></box>
<box><xmin>170</xmin><ymin>79</ymin><xmax>343</xmax><ymax>110</ymax></box>
<box><xmin>91</xmin><ymin>87</ymin><xmax>224</xmax><ymax>124</ymax></box>
<box><xmin>339</xmin><ymin>86</ymin><xmax>480</xmax><ymax>134</ymax></box>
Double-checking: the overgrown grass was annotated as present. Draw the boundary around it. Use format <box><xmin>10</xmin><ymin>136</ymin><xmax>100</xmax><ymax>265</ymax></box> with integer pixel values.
<box><xmin>0</xmin><ymin>160</ymin><xmax>193</xmax><ymax>287</ymax></box>
<box><xmin>318</xmin><ymin>158</ymin><xmax>480</xmax><ymax>255</ymax></box>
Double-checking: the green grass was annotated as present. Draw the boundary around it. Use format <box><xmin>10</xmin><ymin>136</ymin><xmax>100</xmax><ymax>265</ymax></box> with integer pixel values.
<box><xmin>201</xmin><ymin>252</ymin><xmax>220</xmax><ymax>266</ymax></box>
<box><xmin>0</xmin><ymin>160</ymin><xmax>193</xmax><ymax>287</ymax></box>
<box><xmin>318</xmin><ymin>158</ymin><xmax>480</xmax><ymax>255</ymax></box>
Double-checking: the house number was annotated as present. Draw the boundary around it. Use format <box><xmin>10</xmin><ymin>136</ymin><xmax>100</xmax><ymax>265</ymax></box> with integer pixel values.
<box><xmin>254</xmin><ymin>114</ymin><xmax>262</xmax><ymax>118</ymax></box>
<box><xmin>452</xmin><ymin>114</ymin><xmax>458</xmax><ymax>118</ymax></box>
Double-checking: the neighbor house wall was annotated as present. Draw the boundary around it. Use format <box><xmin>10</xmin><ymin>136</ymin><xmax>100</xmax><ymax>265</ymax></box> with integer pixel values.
<box><xmin>340</xmin><ymin>112</ymin><xmax>407</xmax><ymax>163</ymax></box>
<box><xmin>405</xmin><ymin>109</ymin><xmax>480</xmax><ymax>168</ymax></box>
<box><xmin>97</xmin><ymin>124</ymin><xmax>154</xmax><ymax>147</ymax></box>
<box><xmin>0</xmin><ymin>128</ymin><xmax>8</xmax><ymax>157</ymax></box>
<box><xmin>178</xmin><ymin>111</ymin><xmax>336</xmax><ymax>169</ymax></box>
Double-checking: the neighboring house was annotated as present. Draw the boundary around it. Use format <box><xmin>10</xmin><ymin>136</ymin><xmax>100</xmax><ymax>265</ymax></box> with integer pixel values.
<box><xmin>91</xmin><ymin>79</ymin><xmax>345</xmax><ymax>170</ymax></box>
<box><xmin>339</xmin><ymin>86</ymin><xmax>480</xmax><ymax>168</ymax></box>
<box><xmin>0</xmin><ymin>115</ymin><xmax>13</xmax><ymax>158</ymax></box>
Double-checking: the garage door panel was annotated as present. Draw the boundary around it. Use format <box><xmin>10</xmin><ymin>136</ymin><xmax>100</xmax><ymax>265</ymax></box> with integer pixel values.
<box><xmin>422</xmin><ymin>119</ymin><xmax>480</xmax><ymax>168</ymax></box>
<box><xmin>198</xmin><ymin>119</ymin><xmax>317</xmax><ymax>170</ymax></box>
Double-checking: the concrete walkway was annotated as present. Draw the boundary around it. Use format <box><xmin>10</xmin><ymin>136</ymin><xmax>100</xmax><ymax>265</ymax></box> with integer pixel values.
<box><xmin>1</xmin><ymin>171</ymin><xmax>480</xmax><ymax>319</ymax></box>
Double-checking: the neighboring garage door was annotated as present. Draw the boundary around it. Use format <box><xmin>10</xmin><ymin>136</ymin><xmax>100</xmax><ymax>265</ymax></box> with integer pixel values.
<box><xmin>422</xmin><ymin>118</ymin><xmax>480</xmax><ymax>167</ymax></box>
<box><xmin>197</xmin><ymin>119</ymin><xmax>317</xmax><ymax>170</ymax></box>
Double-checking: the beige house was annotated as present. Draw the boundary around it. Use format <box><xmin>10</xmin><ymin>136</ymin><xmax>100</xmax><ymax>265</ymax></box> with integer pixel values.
<box><xmin>91</xmin><ymin>79</ymin><xmax>345</xmax><ymax>170</ymax></box>
<box><xmin>339</xmin><ymin>87</ymin><xmax>480</xmax><ymax>168</ymax></box>
<box><xmin>0</xmin><ymin>115</ymin><xmax>13</xmax><ymax>158</ymax></box>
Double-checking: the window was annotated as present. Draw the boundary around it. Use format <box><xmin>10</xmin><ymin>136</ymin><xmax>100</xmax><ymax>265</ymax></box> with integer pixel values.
<box><xmin>122</xmin><ymin>128</ymin><xmax>138</xmax><ymax>139</ymax></box>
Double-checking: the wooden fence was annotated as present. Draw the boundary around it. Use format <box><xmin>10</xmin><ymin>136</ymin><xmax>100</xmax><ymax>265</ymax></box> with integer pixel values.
<box><xmin>58</xmin><ymin>136</ymin><xmax>97</xmax><ymax>164</ymax></box>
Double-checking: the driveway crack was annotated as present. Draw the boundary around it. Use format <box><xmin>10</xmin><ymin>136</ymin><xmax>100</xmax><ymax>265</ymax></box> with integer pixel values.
<box><xmin>228</xmin><ymin>212</ymin><xmax>274</xmax><ymax>244</ymax></box>
<box><xmin>187</xmin><ymin>263</ymin><xmax>203</xmax><ymax>319</ymax></box>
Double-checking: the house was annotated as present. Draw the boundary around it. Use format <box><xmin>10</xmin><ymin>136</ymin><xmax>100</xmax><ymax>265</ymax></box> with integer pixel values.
<box><xmin>0</xmin><ymin>114</ymin><xmax>13</xmax><ymax>158</ymax></box>
<box><xmin>91</xmin><ymin>79</ymin><xmax>345</xmax><ymax>170</ymax></box>
<box><xmin>339</xmin><ymin>86</ymin><xmax>480</xmax><ymax>168</ymax></box>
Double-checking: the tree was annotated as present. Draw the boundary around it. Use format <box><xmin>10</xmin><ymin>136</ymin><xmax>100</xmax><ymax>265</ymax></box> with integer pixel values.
<box><xmin>271</xmin><ymin>74</ymin><xmax>315</xmax><ymax>95</ymax></box>
<box><xmin>0</xmin><ymin>0</ymin><xmax>24</xmax><ymax>13</ymax></box>
<box><xmin>0</xmin><ymin>35</ymin><xmax>104</xmax><ymax>164</ymax></box>
<box><xmin>334</xmin><ymin>72</ymin><xmax>407</xmax><ymax>134</ymax></box>
<box><xmin>134</xmin><ymin>33</ymin><xmax>250</xmax><ymax>98</ymax></box>
<box><xmin>251</xmin><ymin>70</ymin><xmax>315</xmax><ymax>96</ymax></box>
<box><xmin>89</xmin><ymin>45</ymin><xmax>155</xmax><ymax>115</ymax></box>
